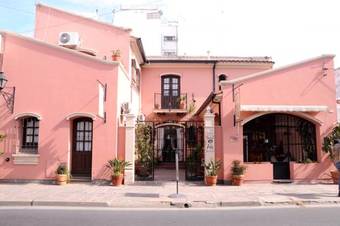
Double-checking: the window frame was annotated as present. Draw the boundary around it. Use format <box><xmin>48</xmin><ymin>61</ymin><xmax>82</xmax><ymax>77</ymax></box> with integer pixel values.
<box><xmin>21</xmin><ymin>117</ymin><xmax>40</xmax><ymax>151</ymax></box>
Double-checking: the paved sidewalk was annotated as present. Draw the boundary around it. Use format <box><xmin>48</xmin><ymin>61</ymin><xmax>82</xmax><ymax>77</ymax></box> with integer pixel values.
<box><xmin>0</xmin><ymin>181</ymin><xmax>340</xmax><ymax>208</ymax></box>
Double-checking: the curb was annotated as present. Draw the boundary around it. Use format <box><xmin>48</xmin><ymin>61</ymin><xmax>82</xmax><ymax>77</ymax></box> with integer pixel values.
<box><xmin>1</xmin><ymin>199</ymin><xmax>340</xmax><ymax>208</ymax></box>
<box><xmin>0</xmin><ymin>201</ymin><xmax>32</xmax><ymax>206</ymax></box>
<box><xmin>32</xmin><ymin>201</ymin><xmax>110</xmax><ymax>207</ymax></box>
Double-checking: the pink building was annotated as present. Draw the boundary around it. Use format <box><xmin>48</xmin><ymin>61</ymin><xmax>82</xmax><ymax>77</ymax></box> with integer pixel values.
<box><xmin>0</xmin><ymin>4</ymin><xmax>337</xmax><ymax>183</ymax></box>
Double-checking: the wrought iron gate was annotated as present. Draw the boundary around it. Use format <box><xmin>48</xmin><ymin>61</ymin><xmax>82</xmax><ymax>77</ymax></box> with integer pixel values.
<box><xmin>135</xmin><ymin>120</ymin><xmax>204</xmax><ymax>181</ymax></box>
<box><xmin>185</xmin><ymin>121</ymin><xmax>204</xmax><ymax>181</ymax></box>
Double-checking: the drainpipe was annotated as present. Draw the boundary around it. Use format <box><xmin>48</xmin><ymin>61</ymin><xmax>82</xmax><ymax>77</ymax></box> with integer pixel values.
<box><xmin>212</xmin><ymin>61</ymin><xmax>217</xmax><ymax>92</ymax></box>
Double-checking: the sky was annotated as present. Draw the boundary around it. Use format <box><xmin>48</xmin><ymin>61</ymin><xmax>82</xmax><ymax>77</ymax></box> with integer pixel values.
<box><xmin>0</xmin><ymin>0</ymin><xmax>340</xmax><ymax>67</ymax></box>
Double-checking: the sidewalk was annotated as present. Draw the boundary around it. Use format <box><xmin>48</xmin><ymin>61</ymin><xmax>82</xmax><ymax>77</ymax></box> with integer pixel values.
<box><xmin>0</xmin><ymin>181</ymin><xmax>340</xmax><ymax>208</ymax></box>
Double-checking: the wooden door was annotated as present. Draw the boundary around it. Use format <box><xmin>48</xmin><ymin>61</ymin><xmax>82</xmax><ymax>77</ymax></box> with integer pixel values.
<box><xmin>72</xmin><ymin>118</ymin><xmax>93</xmax><ymax>176</ymax></box>
<box><xmin>161</xmin><ymin>75</ymin><xmax>180</xmax><ymax>109</ymax></box>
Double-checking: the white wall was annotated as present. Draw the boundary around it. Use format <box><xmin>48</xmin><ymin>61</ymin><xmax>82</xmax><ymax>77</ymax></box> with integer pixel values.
<box><xmin>116</xmin><ymin>63</ymin><xmax>140</xmax><ymax>124</ymax></box>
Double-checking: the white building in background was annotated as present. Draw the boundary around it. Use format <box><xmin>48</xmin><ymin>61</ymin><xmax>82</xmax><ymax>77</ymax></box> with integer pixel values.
<box><xmin>161</xmin><ymin>21</ymin><xmax>178</xmax><ymax>56</ymax></box>
<box><xmin>336</xmin><ymin>68</ymin><xmax>340</xmax><ymax>122</ymax></box>
<box><xmin>113</xmin><ymin>6</ymin><xmax>178</xmax><ymax>56</ymax></box>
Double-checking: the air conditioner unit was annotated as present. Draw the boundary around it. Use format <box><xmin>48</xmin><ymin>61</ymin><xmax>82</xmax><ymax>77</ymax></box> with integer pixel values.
<box><xmin>58</xmin><ymin>32</ymin><xmax>80</xmax><ymax>48</ymax></box>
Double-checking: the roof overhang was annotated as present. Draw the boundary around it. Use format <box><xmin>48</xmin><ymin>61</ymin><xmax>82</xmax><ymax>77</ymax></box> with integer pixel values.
<box><xmin>240</xmin><ymin>105</ymin><xmax>329</xmax><ymax>112</ymax></box>
<box><xmin>195</xmin><ymin>91</ymin><xmax>223</xmax><ymax>116</ymax></box>
<box><xmin>220</xmin><ymin>54</ymin><xmax>335</xmax><ymax>86</ymax></box>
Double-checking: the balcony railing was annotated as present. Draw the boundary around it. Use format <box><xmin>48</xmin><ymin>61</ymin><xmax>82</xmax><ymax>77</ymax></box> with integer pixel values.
<box><xmin>154</xmin><ymin>93</ymin><xmax>188</xmax><ymax>113</ymax></box>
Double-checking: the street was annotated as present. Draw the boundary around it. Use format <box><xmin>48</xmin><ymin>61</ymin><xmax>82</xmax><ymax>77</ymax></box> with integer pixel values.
<box><xmin>0</xmin><ymin>206</ymin><xmax>339</xmax><ymax>226</ymax></box>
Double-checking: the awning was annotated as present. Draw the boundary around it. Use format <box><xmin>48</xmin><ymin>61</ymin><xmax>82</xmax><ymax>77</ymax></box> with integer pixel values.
<box><xmin>240</xmin><ymin>105</ymin><xmax>328</xmax><ymax>112</ymax></box>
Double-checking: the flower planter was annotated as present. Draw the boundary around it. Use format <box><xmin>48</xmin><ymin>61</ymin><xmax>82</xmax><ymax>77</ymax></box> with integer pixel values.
<box><xmin>56</xmin><ymin>174</ymin><xmax>67</xmax><ymax>185</ymax></box>
<box><xmin>330</xmin><ymin>170</ymin><xmax>339</xmax><ymax>184</ymax></box>
<box><xmin>205</xmin><ymin>175</ymin><xmax>217</xmax><ymax>186</ymax></box>
<box><xmin>111</xmin><ymin>174</ymin><xmax>124</xmax><ymax>186</ymax></box>
<box><xmin>231</xmin><ymin>175</ymin><xmax>244</xmax><ymax>186</ymax></box>
<box><xmin>112</xmin><ymin>55</ymin><xmax>120</xmax><ymax>61</ymax></box>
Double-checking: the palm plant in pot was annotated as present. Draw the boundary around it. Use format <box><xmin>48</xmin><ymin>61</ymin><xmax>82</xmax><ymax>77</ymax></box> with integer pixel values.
<box><xmin>106</xmin><ymin>158</ymin><xmax>131</xmax><ymax>186</ymax></box>
<box><xmin>55</xmin><ymin>164</ymin><xmax>69</xmax><ymax>185</ymax></box>
<box><xmin>231</xmin><ymin>160</ymin><xmax>247</xmax><ymax>186</ymax></box>
<box><xmin>204</xmin><ymin>159</ymin><xmax>222</xmax><ymax>186</ymax></box>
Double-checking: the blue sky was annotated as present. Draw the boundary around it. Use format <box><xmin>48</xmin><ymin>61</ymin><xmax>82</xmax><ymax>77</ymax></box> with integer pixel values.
<box><xmin>0</xmin><ymin>0</ymin><xmax>122</xmax><ymax>35</ymax></box>
<box><xmin>1</xmin><ymin>0</ymin><xmax>340</xmax><ymax>67</ymax></box>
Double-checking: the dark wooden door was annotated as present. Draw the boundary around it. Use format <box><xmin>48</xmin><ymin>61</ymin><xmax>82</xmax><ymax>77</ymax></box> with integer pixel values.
<box><xmin>72</xmin><ymin>118</ymin><xmax>93</xmax><ymax>176</ymax></box>
<box><xmin>161</xmin><ymin>75</ymin><xmax>180</xmax><ymax>109</ymax></box>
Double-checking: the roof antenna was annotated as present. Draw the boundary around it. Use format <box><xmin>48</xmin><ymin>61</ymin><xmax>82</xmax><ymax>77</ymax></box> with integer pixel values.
<box><xmin>95</xmin><ymin>9</ymin><xmax>99</xmax><ymax>20</ymax></box>
<box><xmin>207</xmin><ymin>50</ymin><xmax>211</xmax><ymax>60</ymax></box>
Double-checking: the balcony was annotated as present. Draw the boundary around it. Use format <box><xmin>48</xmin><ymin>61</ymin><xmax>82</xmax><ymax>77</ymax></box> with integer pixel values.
<box><xmin>153</xmin><ymin>93</ymin><xmax>188</xmax><ymax>114</ymax></box>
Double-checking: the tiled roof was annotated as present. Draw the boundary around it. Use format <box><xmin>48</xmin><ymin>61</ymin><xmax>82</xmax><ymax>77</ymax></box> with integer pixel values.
<box><xmin>147</xmin><ymin>55</ymin><xmax>274</xmax><ymax>64</ymax></box>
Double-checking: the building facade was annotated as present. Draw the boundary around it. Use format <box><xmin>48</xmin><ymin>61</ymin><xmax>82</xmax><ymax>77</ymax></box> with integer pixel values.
<box><xmin>0</xmin><ymin>4</ymin><xmax>337</xmax><ymax>183</ymax></box>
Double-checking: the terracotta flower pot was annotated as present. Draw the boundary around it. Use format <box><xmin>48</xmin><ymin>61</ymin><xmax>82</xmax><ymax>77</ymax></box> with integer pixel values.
<box><xmin>112</xmin><ymin>174</ymin><xmax>124</xmax><ymax>186</ymax></box>
<box><xmin>232</xmin><ymin>175</ymin><xmax>244</xmax><ymax>186</ymax></box>
<box><xmin>330</xmin><ymin>170</ymin><xmax>339</xmax><ymax>184</ymax></box>
<box><xmin>112</xmin><ymin>55</ymin><xmax>120</xmax><ymax>61</ymax></box>
<box><xmin>205</xmin><ymin>175</ymin><xmax>217</xmax><ymax>186</ymax></box>
<box><xmin>56</xmin><ymin>174</ymin><xmax>67</xmax><ymax>185</ymax></box>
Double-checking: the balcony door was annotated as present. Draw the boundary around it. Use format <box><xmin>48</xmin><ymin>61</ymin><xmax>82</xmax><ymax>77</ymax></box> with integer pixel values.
<box><xmin>161</xmin><ymin>75</ymin><xmax>180</xmax><ymax>109</ymax></box>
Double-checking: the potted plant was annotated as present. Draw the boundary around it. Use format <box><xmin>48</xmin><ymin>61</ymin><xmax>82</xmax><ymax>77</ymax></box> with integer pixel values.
<box><xmin>322</xmin><ymin>125</ymin><xmax>340</xmax><ymax>184</ymax></box>
<box><xmin>135</xmin><ymin>123</ymin><xmax>153</xmax><ymax>179</ymax></box>
<box><xmin>178</xmin><ymin>95</ymin><xmax>186</xmax><ymax>109</ymax></box>
<box><xmin>204</xmin><ymin>159</ymin><xmax>222</xmax><ymax>186</ymax></box>
<box><xmin>55</xmin><ymin>164</ymin><xmax>68</xmax><ymax>185</ymax></box>
<box><xmin>106</xmin><ymin>158</ymin><xmax>131</xmax><ymax>186</ymax></box>
<box><xmin>111</xmin><ymin>49</ymin><xmax>121</xmax><ymax>61</ymax></box>
<box><xmin>231</xmin><ymin>160</ymin><xmax>247</xmax><ymax>186</ymax></box>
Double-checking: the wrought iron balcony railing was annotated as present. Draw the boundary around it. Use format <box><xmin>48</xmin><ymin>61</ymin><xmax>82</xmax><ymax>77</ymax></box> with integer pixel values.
<box><xmin>154</xmin><ymin>93</ymin><xmax>187</xmax><ymax>113</ymax></box>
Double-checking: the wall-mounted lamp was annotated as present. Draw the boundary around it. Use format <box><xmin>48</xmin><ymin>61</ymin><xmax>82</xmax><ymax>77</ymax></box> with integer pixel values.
<box><xmin>0</xmin><ymin>72</ymin><xmax>15</xmax><ymax>113</ymax></box>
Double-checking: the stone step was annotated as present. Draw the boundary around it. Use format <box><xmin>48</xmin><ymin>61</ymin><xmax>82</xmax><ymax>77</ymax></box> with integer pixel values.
<box><xmin>70</xmin><ymin>176</ymin><xmax>91</xmax><ymax>183</ymax></box>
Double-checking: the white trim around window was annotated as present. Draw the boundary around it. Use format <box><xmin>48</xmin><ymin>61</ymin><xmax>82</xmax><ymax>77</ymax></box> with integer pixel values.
<box><xmin>65</xmin><ymin>112</ymin><xmax>97</xmax><ymax>121</ymax></box>
<box><xmin>14</xmin><ymin>112</ymin><xmax>42</xmax><ymax>120</ymax></box>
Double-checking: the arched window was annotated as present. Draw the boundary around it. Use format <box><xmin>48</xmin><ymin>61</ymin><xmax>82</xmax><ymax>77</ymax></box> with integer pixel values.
<box><xmin>218</xmin><ymin>74</ymin><xmax>227</xmax><ymax>82</ymax></box>
<box><xmin>20</xmin><ymin>117</ymin><xmax>40</xmax><ymax>153</ymax></box>
<box><xmin>161</xmin><ymin>75</ymin><xmax>181</xmax><ymax>109</ymax></box>
<box><xmin>243</xmin><ymin>113</ymin><xmax>317</xmax><ymax>163</ymax></box>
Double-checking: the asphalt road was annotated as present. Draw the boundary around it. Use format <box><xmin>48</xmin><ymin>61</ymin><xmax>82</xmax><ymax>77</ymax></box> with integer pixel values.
<box><xmin>0</xmin><ymin>206</ymin><xmax>339</xmax><ymax>226</ymax></box>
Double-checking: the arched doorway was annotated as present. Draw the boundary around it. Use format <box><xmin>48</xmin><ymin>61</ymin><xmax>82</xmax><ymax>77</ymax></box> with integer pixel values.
<box><xmin>155</xmin><ymin>124</ymin><xmax>185</xmax><ymax>164</ymax></box>
<box><xmin>154</xmin><ymin>123</ymin><xmax>185</xmax><ymax>181</ymax></box>
<box><xmin>71</xmin><ymin>117</ymin><xmax>93</xmax><ymax>177</ymax></box>
<box><xmin>243</xmin><ymin>113</ymin><xmax>317</xmax><ymax>180</ymax></box>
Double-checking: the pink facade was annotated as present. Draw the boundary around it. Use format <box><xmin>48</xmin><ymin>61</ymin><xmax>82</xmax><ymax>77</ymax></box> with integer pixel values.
<box><xmin>220</xmin><ymin>56</ymin><xmax>337</xmax><ymax>182</ymax></box>
<box><xmin>0</xmin><ymin>4</ymin><xmax>338</xmax><ymax>183</ymax></box>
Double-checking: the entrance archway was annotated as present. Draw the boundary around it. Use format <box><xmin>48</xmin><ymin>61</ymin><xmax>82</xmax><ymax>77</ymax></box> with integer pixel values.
<box><xmin>154</xmin><ymin>124</ymin><xmax>185</xmax><ymax>181</ymax></box>
<box><xmin>243</xmin><ymin>113</ymin><xmax>317</xmax><ymax>180</ymax></box>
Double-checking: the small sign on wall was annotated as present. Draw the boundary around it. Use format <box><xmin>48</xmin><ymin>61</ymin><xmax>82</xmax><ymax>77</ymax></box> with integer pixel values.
<box><xmin>205</xmin><ymin>128</ymin><xmax>214</xmax><ymax>152</ymax></box>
